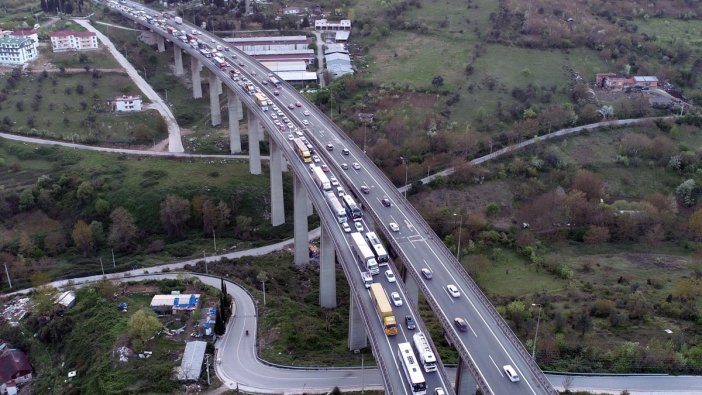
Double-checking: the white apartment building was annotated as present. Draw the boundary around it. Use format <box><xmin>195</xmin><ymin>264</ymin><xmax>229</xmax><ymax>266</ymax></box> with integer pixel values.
<box><xmin>10</xmin><ymin>30</ymin><xmax>39</xmax><ymax>52</ymax></box>
<box><xmin>0</xmin><ymin>37</ymin><xmax>37</xmax><ymax>65</ymax></box>
<box><xmin>114</xmin><ymin>95</ymin><xmax>143</xmax><ymax>112</ymax></box>
<box><xmin>50</xmin><ymin>31</ymin><xmax>99</xmax><ymax>52</ymax></box>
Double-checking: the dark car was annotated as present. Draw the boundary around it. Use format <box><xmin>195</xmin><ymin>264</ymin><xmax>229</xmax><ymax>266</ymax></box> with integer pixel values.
<box><xmin>361</xmin><ymin>185</ymin><xmax>370</xmax><ymax>194</ymax></box>
<box><xmin>454</xmin><ymin>317</ymin><xmax>468</xmax><ymax>332</ymax></box>
<box><xmin>381</xmin><ymin>197</ymin><xmax>391</xmax><ymax>207</ymax></box>
<box><xmin>405</xmin><ymin>315</ymin><xmax>416</xmax><ymax>330</ymax></box>
<box><xmin>326</xmin><ymin>143</ymin><xmax>334</xmax><ymax>151</ymax></box>
<box><xmin>342</xmin><ymin>148</ymin><xmax>350</xmax><ymax>155</ymax></box>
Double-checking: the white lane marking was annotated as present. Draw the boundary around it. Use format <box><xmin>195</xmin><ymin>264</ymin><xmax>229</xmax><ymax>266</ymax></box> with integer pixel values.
<box><xmin>490</xmin><ymin>355</ymin><xmax>503</xmax><ymax>377</ymax></box>
<box><xmin>466</xmin><ymin>321</ymin><xmax>479</xmax><ymax>338</ymax></box>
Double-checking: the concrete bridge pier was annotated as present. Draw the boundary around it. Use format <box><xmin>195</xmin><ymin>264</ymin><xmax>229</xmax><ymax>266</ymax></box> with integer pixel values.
<box><xmin>404</xmin><ymin>273</ymin><xmax>420</xmax><ymax>308</ymax></box>
<box><xmin>456</xmin><ymin>357</ymin><xmax>478</xmax><ymax>395</ymax></box>
<box><xmin>227</xmin><ymin>89</ymin><xmax>242</xmax><ymax>153</ymax></box>
<box><xmin>236</xmin><ymin>96</ymin><xmax>243</xmax><ymax>120</ymax></box>
<box><xmin>280</xmin><ymin>153</ymin><xmax>288</xmax><ymax>172</ymax></box>
<box><xmin>156</xmin><ymin>35</ymin><xmax>165</xmax><ymax>52</ymax></box>
<box><xmin>217</xmin><ymin>78</ymin><xmax>223</xmax><ymax>95</ymax></box>
<box><xmin>348</xmin><ymin>295</ymin><xmax>368</xmax><ymax>351</ymax></box>
<box><xmin>269</xmin><ymin>137</ymin><xmax>285</xmax><ymax>226</ymax></box>
<box><xmin>319</xmin><ymin>224</ymin><xmax>336</xmax><ymax>308</ymax></box>
<box><xmin>293</xmin><ymin>175</ymin><xmax>310</xmax><ymax>266</ymax></box>
<box><xmin>174</xmin><ymin>46</ymin><xmax>183</xmax><ymax>75</ymax></box>
<box><xmin>190</xmin><ymin>57</ymin><xmax>202</xmax><ymax>99</ymax></box>
<box><xmin>209</xmin><ymin>72</ymin><xmax>221</xmax><ymax>126</ymax></box>
<box><xmin>247</xmin><ymin>108</ymin><xmax>262</xmax><ymax>175</ymax></box>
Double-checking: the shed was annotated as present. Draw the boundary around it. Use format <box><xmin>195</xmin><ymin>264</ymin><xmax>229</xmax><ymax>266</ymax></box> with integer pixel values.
<box><xmin>56</xmin><ymin>291</ymin><xmax>76</xmax><ymax>310</ymax></box>
<box><xmin>177</xmin><ymin>341</ymin><xmax>207</xmax><ymax>381</ymax></box>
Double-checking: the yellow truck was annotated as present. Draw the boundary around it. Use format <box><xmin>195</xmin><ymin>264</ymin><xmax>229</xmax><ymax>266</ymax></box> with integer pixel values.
<box><xmin>369</xmin><ymin>283</ymin><xmax>398</xmax><ymax>336</ymax></box>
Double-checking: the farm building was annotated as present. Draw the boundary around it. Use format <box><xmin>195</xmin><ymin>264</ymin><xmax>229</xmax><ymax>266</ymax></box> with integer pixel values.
<box><xmin>150</xmin><ymin>294</ymin><xmax>200</xmax><ymax>314</ymax></box>
<box><xmin>113</xmin><ymin>95</ymin><xmax>143</xmax><ymax>112</ymax></box>
<box><xmin>176</xmin><ymin>341</ymin><xmax>207</xmax><ymax>381</ymax></box>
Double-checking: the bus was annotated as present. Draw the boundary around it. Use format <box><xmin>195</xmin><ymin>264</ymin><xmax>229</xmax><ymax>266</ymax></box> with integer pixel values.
<box><xmin>398</xmin><ymin>342</ymin><xmax>427</xmax><ymax>395</ymax></box>
<box><xmin>342</xmin><ymin>195</ymin><xmax>362</xmax><ymax>219</ymax></box>
<box><xmin>293</xmin><ymin>138</ymin><xmax>311</xmax><ymax>163</ymax></box>
<box><xmin>412</xmin><ymin>332</ymin><xmax>438</xmax><ymax>373</ymax></box>
<box><xmin>365</xmin><ymin>232</ymin><xmax>389</xmax><ymax>263</ymax></box>
<box><xmin>325</xmin><ymin>192</ymin><xmax>347</xmax><ymax>224</ymax></box>
<box><xmin>369</xmin><ymin>283</ymin><xmax>397</xmax><ymax>336</ymax></box>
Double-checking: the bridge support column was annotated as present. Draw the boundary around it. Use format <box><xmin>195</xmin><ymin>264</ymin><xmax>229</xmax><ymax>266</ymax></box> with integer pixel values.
<box><xmin>293</xmin><ymin>175</ymin><xmax>309</xmax><ymax>266</ymax></box>
<box><xmin>319</xmin><ymin>224</ymin><xmax>336</xmax><ymax>308</ymax></box>
<box><xmin>280</xmin><ymin>152</ymin><xmax>288</xmax><ymax>172</ymax></box>
<box><xmin>157</xmin><ymin>35</ymin><xmax>165</xmax><ymax>52</ymax></box>
<box><xmin>307</xmin><ymin>194</ymin><xmax>314</xmax><ymax>216</ymax></box>
<box><xmin>217</xmin><ymin>78</ymin><xmax>223</xmax><ymax>95</ymax></box>
<box><xmin>190</xmin><ymin>57</ymin><xmax>202</xmax><ymax>99</ymax></box>
<box><xmin>269</xmin><ymin>138</ymin><xmax>285</xmax><ymax>226</ymax></box>
<box><xmin>174</xmin><ymin>47</ymin><xmax>183</xmax><ymax>75</ymax></box>
<box><xmin>456</xmin><ymin>357</ymin><xmax>478</xmax><ymax>395</ymax></box>
<box><xmin>348</xmin><ymin>295</ymin><xmax>368</xmax><ymax>351</ymax></box>
<box><xmin>404</xmin><ymin>273</ymin><xmax>420</xmax><ymax>308</ymax></box>
<box><xmin>247</xmin><ymin>108</ymin><xmax>262</xmax><ymax>175</ymax></box>
<box><xmin>227</xmin><ymin>89</ymin><xmax>242</xmax><ymax>153</ymax></box>
<box><xmin>209</xmin><ymin>72</ymin><xmax>221</xmax><ymax>126</ymax></box>
<box><xmin>236</xmin><ymin>96</ymin><xmax>243</xmax><ymax>120</ymax></box>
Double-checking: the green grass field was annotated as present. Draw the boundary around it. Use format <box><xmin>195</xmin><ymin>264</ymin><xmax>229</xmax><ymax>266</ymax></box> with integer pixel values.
<box><xmin>0</xmin><ymin>71</ymin><xmax>165</xmax><ymax>145</ymax></box>
<box><xmin>46</xmin><ymin>46</ymin><xmax>122</xmax><ymax>70</ymax></box>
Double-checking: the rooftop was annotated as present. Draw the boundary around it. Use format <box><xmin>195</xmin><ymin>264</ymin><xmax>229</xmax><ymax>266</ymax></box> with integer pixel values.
<box><xmin>11</xmin><ymin>30</ymin><xmax>36</xmax><ymax>37</ymax></box>
<box><xmin>177</xmin><ymin>341</ymin><xmax>207</xmax><ymax>381</ymax></box>
<box><xmin>228</xmin><ymin>35</ymin><xmax>308</xmax><ymax>44</ymax></box>
<box><xmin>0</xmin><ymin>37</ymin><xmax>32</xmax><ymax>46</ymax></box>
<box><xmin>50</xmin><ymin>30</ymin><xmax>96</xmax><ymax>38</ymax></box>
<box><xmin>0</xmin><ymin>349</ymin><xmax>31</xmax><ymax>382</ymax></box>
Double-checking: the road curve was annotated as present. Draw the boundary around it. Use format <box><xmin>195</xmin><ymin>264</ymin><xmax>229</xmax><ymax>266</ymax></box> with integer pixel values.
<box><xmin>73</xmin><ymin>19</ymin><xmax>185</xmax><ymax>153</ymax></box>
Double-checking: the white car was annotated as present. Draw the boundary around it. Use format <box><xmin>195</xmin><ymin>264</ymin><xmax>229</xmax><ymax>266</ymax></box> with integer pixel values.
<box><xmin>354</xmin><ymin>221</ymin><xmax>364</xmax><ymax>232</ymax></box>
<box><xmin>342</xmin><ymin>222</ymin><xmax>351</xmax><ymax>233</ymax></box>
<box><xmin>271</xmin><ymin>114</ymin><xmax>277</xmax><ymax>119</ymax></box>
<box><xmin>312</xmin><ymin>155</ymin><xmax>320</xmax><ymax>163</ymax></box>
<box><xmin>302</xmin><ymin>120</ymin><xmax>310</xmax><ymax>126</ymax></box>
<box><xmin>385</xmin><ymin>270</ymin><xmax>396</xmax><ymax>283</ymax></box>
<box><xmin>287</xmin><ymin>134</ymin><xmax>294</xmax><ymax>141</ymax></box>
<box><xmin>503</xmin><ymin>365</ymin><xmax>520</xmax><ymax>382</ymax></box>
<box><xmin>330</xmin><ymin>176</ymin><xmax>339</xmax><ymax>186</ymax></box>
<box><xmin>389</xmin><ymin>222</ymin><xmax>400</xmax><ymax>232</ymax></box>
<box><xmin>277</xmin><ymin>111</ymin><xmax>284</xmax><ymax>117</ymax></box>
<box><xmin>447</xmin><ymin>284</ymin><xmax>460</xmax><ymax>298</ymax></box>
<box><xmin>337</xmin><ymin>187</ymin><xmax>344</xmax><ymax>197</ymax></box>
<box><xmin>391</xmin><ymin>292</ymin><xmax>403</xmax><ymax>307</ymax></box>
<box><xmin>303</xmin><ymin>110</ymin><xmax>310</xmax><ymax>116</ymax></box>
<box><xmin>352</xmin><ymin>163</ymin><xmax>361</xmax><ymax>170</ymax></box>
<box><xmin>341</xmin><ymin>163</ymin><xmax>349</xmax><ymax>170</ymax></box>
<box><xmin>272</xmin><ymin>105</ymin><xmax>279</xmax><ymax>111</ymax></box>
<box><xmin>296</xmin><ymin>131</ymin><xmax>304</xmax><ymax>137</ymax></box>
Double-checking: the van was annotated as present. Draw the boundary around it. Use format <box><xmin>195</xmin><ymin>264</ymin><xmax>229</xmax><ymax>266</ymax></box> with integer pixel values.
<box><xmin>503</xmin><ymin>365</ymin><xmax>520</xmax><ymax>382</ymax></box>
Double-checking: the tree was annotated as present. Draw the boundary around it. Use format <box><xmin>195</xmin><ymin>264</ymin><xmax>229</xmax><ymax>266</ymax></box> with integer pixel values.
<box><xmin>688</xmin><ymin>209</ymin><xmax>702</xmax><ymax>240</ymax></box>
<box><xmin>94</xmin><ymin>198</ymin><xmax>110</xmax><ymax>215</ymax></box>
<box><xmin>676</xmin><ymin>179</ymin><xmax>697</xmax><ymax>207</ymax></box>
<box><xmin>76</xmin><ymin>180</ymin><xmax>93</xmax><ymax>201</ymax></box>
<box><xmin>160</xmin><ymin>195</ymin><xmax>190</xmax><ymax>239</ymax></box>
<box><xmin>108</xmin><ymin>207</ymin><xmax>137</xmax><ymax>252</ymax></box>
<box><xmin>18</xmin><ymin>188</ymin><xmax>35</xmax><ymax>211</ymax></box>
<box><xmin>89</xmin><ymin>220</ymin><xmax>105</xmax><ymax>247</ymax></box>
<box><xmin>202</xmin><ymin>200</ymin><xmax>231</xmax><ymax>235</ymax></box>
<box><xmin>44</xmin><ymin>232</ymin><xmax>67</xmax><ymax>255</ymax></box>
<box><xmin>431</xmin><ymin>75</ymin><xmax>444</xmax><ymax>87</ymax></box>
<box><xmin>32</xmin><ymin>285</ymin><xmax>59</xmax><ymax>316</ymax></box>
<box><xmin>584</xmin><ymin>225</ymin><xmax>610</xmax><ymax>244</ymax></box>
<box><xmin>572</xmin><ymin>170</ymin><xmax>604</xmax><ymax>200</ymax></box>
<box><xmin>72</xmin><ymin>220</ymin><xmax>94</xmax><ymax>256</ymax></box>
<box><xmin>128</xmin><ymin>309</ymin><xmax>162</xmax><ymax>347</ymax></box>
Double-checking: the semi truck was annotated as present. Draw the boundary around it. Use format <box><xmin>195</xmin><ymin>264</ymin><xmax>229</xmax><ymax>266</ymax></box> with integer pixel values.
<box><xmin>268</xmin><ymin>75</ymin><xmax>281</xmax><ymax>87</ymax></box>
<box><xmin>351</xmin><ymin>232</ymin><xmax>379</xmax><ymax>275</ymax></box>
<box><xmin>312</xmin><ymin>166</ymin><xmax>332</xmax><ymax>191</ymax></box>
<box><xmin>369</xmin><ymin>283</ymin><xmax>397</xmax><ymax>336</ymax></box>
<box><xmin>212</xmin><ymin>56</ymin><xmax>227</xmax><ymax>69</ymax></box>
<box><xmin>253</xmin><ymin>93</ymin><xmax>268</xmax><ymax>111</ymax></box>
<box><xmin>412</xmin><ymin>332</ymin><xmax>438</xmax><ymax>373</ymax></box>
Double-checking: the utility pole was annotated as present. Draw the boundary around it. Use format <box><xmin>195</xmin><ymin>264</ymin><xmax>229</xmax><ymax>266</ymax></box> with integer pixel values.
<box><xmin>3</xmin><ymin>263</ymin><xmax>12</xmax><ymax>289</ymax></box>
<box><xmin>262</xmin><ymin>280</ymin><xmax>266</xmax><ymax>306</ymax></box>
<box><xmin>99</xmin><ymin>257</ymin><xmax>105</xmax><ymax>276</ymax></box>
<box><xmin>111</xmin><ymin>249</ymin><xmax>116</xmax><ymax>268</ymax></box>
<box><xmin>453</xmin><ymin>212</ymin><xmax>463</xmax><ymax>261</ymax></box>
<box><xmin>532</xmin><ymin>303</ymin><xmax>543</xmax><ymax>359</ymax></box>
<box><xmin>212</xmin><ymin>229</ymin><xmax>217</xmax><ymax>252</ymax></box>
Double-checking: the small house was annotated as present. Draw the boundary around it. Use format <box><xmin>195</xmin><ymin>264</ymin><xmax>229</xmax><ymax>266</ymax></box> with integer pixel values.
<box><xmin>176</xmin><ymin>341</ymin><xmax>207</xmax><ymax>381</ymax></box>
<box><xmin>55</xmin><ymin>291</ymin><xmax>76</xmax><ymax>311</ymax></box>
<box><xmin>0</xmin><ymin>349</ymin><xmax>32</xmax><ymax>395</ymax></box>
<box><xmin>150</xmin><ymin>294</ymin><xmax>200</xmax><ymax>314</ymax></box>
<box><xmin>113</xmin><ymin>95</ymin><xmax>143</xmax><ymax>112</ymax></box>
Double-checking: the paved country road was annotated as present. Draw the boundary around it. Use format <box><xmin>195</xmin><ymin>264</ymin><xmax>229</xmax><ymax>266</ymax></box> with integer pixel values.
<box><xmin>73</xmin><ymin>19</ymin><xmax>185</xmax><ymax>153</ymax></box>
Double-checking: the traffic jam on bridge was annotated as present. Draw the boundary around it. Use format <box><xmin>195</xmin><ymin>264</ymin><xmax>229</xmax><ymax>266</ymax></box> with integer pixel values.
<box><xmin>108</xmin><ymin>2</ymin><xmax>554</xmax><ymax>394</ymax></box>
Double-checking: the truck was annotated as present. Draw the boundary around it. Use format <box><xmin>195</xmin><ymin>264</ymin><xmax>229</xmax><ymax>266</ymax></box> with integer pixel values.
<box><xmin>253</xmin><ymin>93</ymin><xmax>268</xmax><ymax>111</ymax></box>
<box><xmin>351</xmin><ymin>232</ymin><xmax>379</xmax><ymax>275</ymax></box>
<box><xmin>212</xmin><ymin>56</ymin><xmax>227</xmax><ymax>69</ymax></box>
<box><xmin>365</xmin><ymin>232</ymin><xmax>389</xmax><ymax>263</ymax></box>
<box><xmin>325</xmin><ymin>192</ymin><xmax>347</xmax><ymax>223</ymax></box>
<box><xmin>361</xmin><ymin>271</ymin><xmax>373</xmax><ymax>288</ymax></box>
<box><xmin>312</xmin><ymin>166</ymin><xmax>331</xmax><ymax>191</ymax></box>
<box><xmin>268</xmin><ymin>75</ymin><xmax>281</xmax><ymax>87</ymax></box>
<box><xmin>369</xmin><ymin>283</ymin><xmax>398</xmax><ymax>336</ymax></box>
<box><xmin>174</xmin><ymin>16</ymin><xmax>182</xmax><ymax>24</ymax></box>
<box><xmin>412</xmin><ymin>332</ymin><xmax>438</xmax><ymax>373</ymax></box>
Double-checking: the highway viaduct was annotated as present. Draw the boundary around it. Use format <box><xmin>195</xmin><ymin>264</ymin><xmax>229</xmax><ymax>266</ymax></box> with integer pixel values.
<box><xmin>102</xmin><ymin>2</ymin><xmax>556</xmax><ymax>394</ymax></box>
